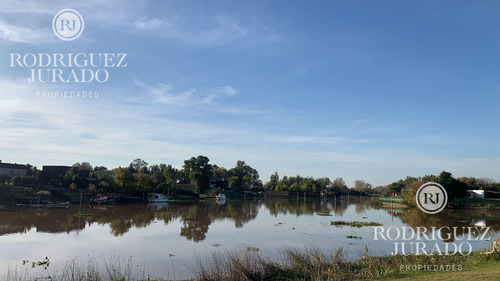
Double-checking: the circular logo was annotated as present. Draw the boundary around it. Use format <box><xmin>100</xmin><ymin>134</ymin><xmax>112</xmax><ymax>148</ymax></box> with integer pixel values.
<box><xmin>416</xmin><ymin>182</ymin><xmax>448</xmax><ymax>214</ymax></box>
<box><xmin>52</xmin><ymin>9</ymin><xmax>84</xmax><ymax>41</ymax></box>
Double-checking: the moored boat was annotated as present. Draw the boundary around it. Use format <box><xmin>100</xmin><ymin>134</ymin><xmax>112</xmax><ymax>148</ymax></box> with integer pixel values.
<box><xmin>16</xmin><ymin>201</ymin><xmax>70</xmax><ymax>208</ymax></box>
<box><xmin>216</xmin><ymin>193</ymin><xmax>226</xmax><ymax>201</ymax></box>
<box><xmin>89</xmin><ymin>194</ymin><xmax>114</xmax><ymax>205</ymax></box>
<box><xmin>148</xmin><ymin>193</ymin><xmax>169</xmax><ymax>203</ymax></box>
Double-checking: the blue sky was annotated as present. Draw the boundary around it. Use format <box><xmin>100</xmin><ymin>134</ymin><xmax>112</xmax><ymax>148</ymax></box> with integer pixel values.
<box><xmin>0</xmin><ymin>0</ymin><xmax>499</xmax><ymax>186</ymax></box>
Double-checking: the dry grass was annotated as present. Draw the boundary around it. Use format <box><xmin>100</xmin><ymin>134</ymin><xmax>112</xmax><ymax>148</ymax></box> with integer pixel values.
<box><xmin>4</xmin><ymin>246</ymin><xmax>500</xmax><ymax>281</ymax></box>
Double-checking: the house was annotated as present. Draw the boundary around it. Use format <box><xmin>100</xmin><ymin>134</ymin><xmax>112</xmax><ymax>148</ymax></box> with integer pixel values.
<box><xmin>210</xmin><ymin>179</ymin><xmax>229</xmax><ymax>189</ymax></box>
<box><xmin>265</xmin><ymin>190</ymin><xmax>289</xmax><ymax>197</ymax></box>
<box><xmin>42</xmin><ymin>165</ymin><xmax>71</xmax><ymax>180</ymax></box>
<box><xmin>467</xmin><ymin>189</ymin><xmax>500</xmax><ymax>199</ymax></box>
<box><xmin>466</xmin><ymin>190</ymin><xmax>485</xmax><ymax>199</ymax></box>
<box><xmin>0</xmin><ymin>160</ymin><xmax>27</xmax><ymax>178</ymax></box>
<box><xmin>175</xmin><ymin>183</ymin><xmax>196</xmax><ymax>190</ymax></box>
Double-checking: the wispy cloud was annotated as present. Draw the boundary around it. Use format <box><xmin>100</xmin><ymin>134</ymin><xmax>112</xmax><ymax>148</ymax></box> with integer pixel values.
<box><xmin>127</xmin><ymin>13</ymin><xmax>249</xmax><ymax>45</ymax></box>
<box><xmin>134</xmin><ymin>79</ymin><xmax>237</xmax><ymax>106</ymax></box>
<box><xmin>0</xmin><ymin>18</ymin><xmax>52</xmax><ymax>44</ymax></box>
<box><xmin>189</xmin><ymin>14</ymin><xmax>248</xmax><ymax>45</ymax></box>
<box><xmin>290</xmin><ymin>60</ymin><xmax>319</xmax><ymax>75</ymax></box>
<box><xmin>131</xmin><ymin>17</ymin><xmax>173</xmax><ymax>31</ymax></box>
<box><xmin>0</xmin><ymin>0</ymin><xmax>277</xmax><ymax>46</ymax></box>
<box><xmin>268</xmin><ymin>135</ymin><xmax>342</xmax><ymax>144</ymax></box>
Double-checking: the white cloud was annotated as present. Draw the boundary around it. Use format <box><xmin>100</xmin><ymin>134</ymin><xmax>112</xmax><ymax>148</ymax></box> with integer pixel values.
<box><xmin>0</xmin><ymin>0</ymin><xmax>54</xmax><ymax>15</ymax></box>
<box><xmin>1</xmin><ymin>74</ymin><xmax>498</xmax><ymax>187</ymax></box>
<box><xmin>268</xmin><ymin>135</ymin><xmax>342</xmax><ymax>144</ymax></box>
<box><xmin>134</xmin><ymin>79</ymin><xmax>237</xmax><ymax>106</ymax></box>
<box><xmin>132</xmin><ymin>17</ymin><xmax>171</xmax><ymax>31</ymax></box>
<box><xmin>0</xmin><ymin>0</ymin><xmax>278</xmax><ymax>46</ymax></box>
<box><xmin>0</xmin><ymin>18</ymin><xmax>52</xmax><ymax>44</ymax></box>
<box><xmin>290</xmin><ymin>60</ymin><xmax>318</xmax><ymax>75</ymax></box>
<box><xmin>125</xmin><ymin>13</ymin><xmax>250</xmax><ymax>45</ymax></box>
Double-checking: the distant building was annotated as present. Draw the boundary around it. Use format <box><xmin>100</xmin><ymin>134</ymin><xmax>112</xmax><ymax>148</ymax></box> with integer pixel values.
<box><xmin>93</xmin><ymin>169</ymin><xmax>113</xmax><ymax>178</ymax></box>
<box><xmin>0</xmin><ymin>160</ymin><xmax>27</xmax><ymax>178</ymax></box>
<box><xmin>467</xmin><ymin>189</ymin><xmax>487</xmax><ymax>199</ymax></box>
<box><xmin>265</xmin><ymin>190</ymin><xmax>289</xmax><ymax>197</ymax></box>
<box><xmin>210</xmin><ymin>179</ymin><xmax>229</xmax><ymax>189</ymax></box>
<box><xmin>175</xmin><ymin>183</ymin><xmax>196</xmax><ymax>190</ymax></box>
<box><xmin>42</xmin><ymin>165</ymin><xmax>71</xmax><ymax>180</ymax></box>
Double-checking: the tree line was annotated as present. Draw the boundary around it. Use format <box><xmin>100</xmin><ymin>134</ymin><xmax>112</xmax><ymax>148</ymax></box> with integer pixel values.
<box><xmin>7</xmin><ymin>156</ymin><xmax>262</xmax><ymax>197</ymax></box>
<box><xmin>2</xmin><ymin>156</ymin><xmax>499</xmax><ymax>200</ymax></box>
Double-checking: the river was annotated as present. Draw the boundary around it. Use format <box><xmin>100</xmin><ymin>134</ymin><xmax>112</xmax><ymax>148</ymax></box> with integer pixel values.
<box><xmin>1</xmin><ymin>198</ymin><xmax>499</xmax><ymax>280</ymax></box>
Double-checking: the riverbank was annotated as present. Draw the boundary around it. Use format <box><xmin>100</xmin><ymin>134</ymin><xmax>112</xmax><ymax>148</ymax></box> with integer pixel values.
<box><xmin>376</xmin><ymin>197</ymin><xmax>500</xmax><ymax>211</ymax></box>
<box><xmin>7</xmin><ymin>245</ymin><xmax>499</xmax><ymax>281</ymax></box>
<box><xmin>380</xmin><ymin>260</ymin><xmax>500</xmax><ymax>280</ymax></box>
<box><xmin>193</xmin><ymin>245</ymin><xmax>500</xmax><ymax>281</ymax></box>
<box><xmin>450</xmin><ymin>198</ymin><xmax>500</xmax><ymax>210</ymax></box>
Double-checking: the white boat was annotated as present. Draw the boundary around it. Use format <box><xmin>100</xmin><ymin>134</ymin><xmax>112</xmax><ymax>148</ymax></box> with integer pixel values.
<box><xmin>149</xmin><ymin>193</ymin><xmax>169</xmax><ymax>203</ymax></box>
<box><xmin>90</xmin><ymin>195</ymin><xmax>114</xmax><ymax>205</ymax></box>
<box><xmin>16</xmin><ymin>201</ymin><xmax>70</xmax><ymax>208</ymax></box>
<box><xmin>148</xmin><ymin>202</ymin><xmax>168</xmax><ymax>210</ymax></box>
<box><xmin>216</xmin><ymin>198</ymin><xmax>226</xmax><ymax>206</ymax></box>
<box><xmin>216</xmin><ymin>193</ymin><xmax>226</xmax><ymax>201</ymax></box>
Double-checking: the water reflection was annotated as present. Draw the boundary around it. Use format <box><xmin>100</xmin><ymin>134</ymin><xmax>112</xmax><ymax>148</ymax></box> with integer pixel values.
<box><xmin>1</xmin><ymin>199</ymin><xmax>499</xmax><ymax>243</ymax></box>
<box><xmin>394</xmin><ymin>208</ymin><xmax>500</xmax><ymax>242</ymax></box>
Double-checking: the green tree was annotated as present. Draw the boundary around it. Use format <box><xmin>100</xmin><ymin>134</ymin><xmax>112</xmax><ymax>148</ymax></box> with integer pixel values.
<box><xmin>11</xmin><ymin>176</ymin><xmax>39</xmax><ymax>189</ymax></box>
<box><xmin>113</xmin><ymin>167</ymin><xmax>136</xmax><ymax>195</ymax></box>
<box><xmin>438</xmin><ymin>171</ymin><xmax>467</xmax><ymax>199</ymax></box>
<box><xmin>25</xmin><ymin>164</ymin><xmax>39</xmax><ymax>177</ymax></box>
<box><xmin>212</xmin><ymin>165</ymin><xmax>229</xmax><ymax>180</ymax></box>
<box><xmin>401</xmin><ymin>180</ymin><xmax>423</xmax><ymax>206</ymax></box>
<box><xmin>300</xmin><ymin>178</ymin><xmax>316</xmax><ymax>193</ymax></box>
<box><xmin>265</xmin><ymin>172</ymin><xmax>280</xmax><ymax>190</ymax></box>
<box><xmin>98</xmin><ymin>174</ymin><xmax>116</xmax><ymax>193</ymax></box>
<box><xmin>331</xmin><ymin>177</ymin><xmax>349</xmax><ymax>194</ymax></box>
<box><xmin>354</xmin><ymin>180</ymin><xmax>371</xmax><ymax>194</ymax></box>
<box><xmin>183</xmin><ymin>155</ymin><xmax>212</xmax><ymax>194</ymax></box>
<box><xmin>135</xmin><ymin>173</ymin><xmax>153</xmax><ymax>199</ymax></box>
<box><xmin>37</xmin><ymin>171</ymin><xmax>50</xmax><ymax>185</ymax></box>
<box><xmin>150</xmin><ymin>169</ymin><xmax>166</xmax><ymax>188</ymax></box>
<box><xmin>163</xmin><ymin>165</ymin><xmax>179</xmax><ymax>189</ymax></box>
<box><xmin>129</xmin><ymin>159</ymin><xmax>149</xmax><ymax>173</ymax></box>
<box><xmin>228</xmin><ymin>161</ymin><xmax>260</xmax><ymax>191</ymax></box>
<box><xmin>315</xmin><ymin>177</ymin><xmax>331</xmax><ymax>190</ymax></box>
<box><xmin>63</xmin><ymin>164</ymin><xmax>91</xmax><ymax>191</ymax></box>
<box><xmin>383</xmin><ymin>180</ymin><xmax>405</xmax><ymax>197</ymax></box>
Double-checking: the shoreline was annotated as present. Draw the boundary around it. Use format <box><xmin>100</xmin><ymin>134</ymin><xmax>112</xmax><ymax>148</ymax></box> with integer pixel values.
<box><xmin>6</xmin><ymin>244</ymin><xmax>499</xmax><ymax>281</ymax></box>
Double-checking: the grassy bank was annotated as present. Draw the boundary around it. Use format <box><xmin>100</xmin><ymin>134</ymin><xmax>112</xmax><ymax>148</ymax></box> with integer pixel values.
<box><xmin>5</xmin><ymin>246</ymin><xmax>499</xmax><ymax>281</ymax></box>
<box><xmin>376</xmin><ymin>197</ymin><xmax>500</xmax><ymax>210</ymax></box>
<box><xmin>193</xmin><ymin>246</ymin><xmax>500</xmax><ymax>281</ymax></box>
<box><xmin>451</xmin><ymin>198</ymin><xmax>500</xmax><ymax>209</ymax></box>
<box><xmin>379</xmin><ymin>260</ymin><xmax>500</xmax><ymax>281</ymax></box>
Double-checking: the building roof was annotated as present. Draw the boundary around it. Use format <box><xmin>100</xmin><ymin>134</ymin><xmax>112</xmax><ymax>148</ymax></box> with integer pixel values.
<box><xmin>0</xmin><ymin>162</ymin><xmax>26</xmax><ymax>169</ymax></box>
<box><xmin>42</xmin><ymin>165</ymin><xmax>72</xmax><ymax>179</ymax></box>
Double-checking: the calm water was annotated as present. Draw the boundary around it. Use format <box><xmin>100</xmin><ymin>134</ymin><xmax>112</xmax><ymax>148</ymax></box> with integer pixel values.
<box><xmin>1</xmin><ymin>198</ymin><xmax>499</xmax><ymax>279</ymax></box>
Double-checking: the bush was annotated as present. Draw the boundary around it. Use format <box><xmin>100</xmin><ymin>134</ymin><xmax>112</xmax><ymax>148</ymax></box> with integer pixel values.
<box><xmin>51</xmin><ymin>189</ymin><xmax>70</xmax><ymax>201</ymax></box>
<box><xmin>176</xmin><ymin>188</ymin><xmax>199</xmax><ymax>198</ymax></box>
<box><xmin>0</xmin><ymin>184</ymin><xmax>16</xmax><ymax>203</ymax></box>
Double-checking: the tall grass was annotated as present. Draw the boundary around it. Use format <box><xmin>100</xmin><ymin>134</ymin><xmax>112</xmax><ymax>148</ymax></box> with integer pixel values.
<box><xmin>4</xmin><ymin>245</ymin><xmax>500</xmax><ymax>281</ymax></box>
<box><xmin>192</xmin><ymin>245</ymin><xmax>500</xmax><ymax>281</ymax></box>
<box><xmin>3</xmin><ymin>255</ymin><xmax>163</xmax><ymax>281</ymax></box>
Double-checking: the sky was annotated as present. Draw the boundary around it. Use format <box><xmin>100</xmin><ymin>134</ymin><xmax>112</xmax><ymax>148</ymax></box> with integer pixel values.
<box><xmin>0</xmin><ymin>0</ymin><xmax>499</xmax><ymax>186</ymax></box>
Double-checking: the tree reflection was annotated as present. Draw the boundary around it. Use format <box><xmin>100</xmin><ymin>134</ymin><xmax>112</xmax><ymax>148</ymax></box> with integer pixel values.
<box><xmin>0</xmin><ymin>200</ymin><xmax>498</xmax><ymax>243</ymax></box>
<box><xmin>394</xmin><ymin>208</ymin><xmax>500</xmax><ymax>242</ymax></box>
<box><xmin>179</xmin><ymin>204</ymin><xmax>211</xmax><ymax>242</ymax></box>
